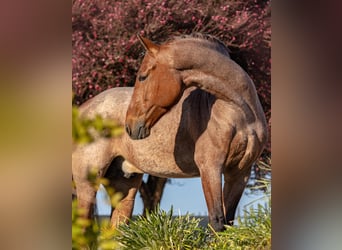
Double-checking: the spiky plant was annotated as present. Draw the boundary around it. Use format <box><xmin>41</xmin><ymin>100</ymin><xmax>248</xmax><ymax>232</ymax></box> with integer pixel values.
<box><xmin>205</xmin><ymin>202</ymin><xmax>271</xmax><ymax>250</ymax></box>
<box><xmin>114</xmin><ymin>206</ymin><xmax>208</xmax><ymax>250</ymax></box>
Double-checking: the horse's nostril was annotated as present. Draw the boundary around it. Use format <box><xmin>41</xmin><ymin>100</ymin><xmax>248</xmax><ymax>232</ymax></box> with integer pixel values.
<box><xmin>125</xmin><ymin>124</ymin><xmax>131</xmax><ymax>136</ymax></box>
<box><xmin>138</xmin><ymin>125</ymin><xmax>144</xmax><ymax>139</ymax></box>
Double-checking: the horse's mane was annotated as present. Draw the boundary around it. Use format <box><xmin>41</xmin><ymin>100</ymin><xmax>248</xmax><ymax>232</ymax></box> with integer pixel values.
<box><xmin>166</xmin><ymin>33</ymin><xmax>231</xmax><ymax>57</ymax></box>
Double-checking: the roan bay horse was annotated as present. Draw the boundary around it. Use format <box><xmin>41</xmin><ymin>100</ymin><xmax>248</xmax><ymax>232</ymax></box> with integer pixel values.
<box><xmin>72</xmin><ymin>34</ymin><xmax>267</xmax><ymax>232</ymax></box>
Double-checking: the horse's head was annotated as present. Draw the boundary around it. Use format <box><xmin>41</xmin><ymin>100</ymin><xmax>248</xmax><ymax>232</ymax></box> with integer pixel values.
<box><xmin>125</xmin><ymin>35</ymin><xmax>183</xmax><ymax>140</ymax></box>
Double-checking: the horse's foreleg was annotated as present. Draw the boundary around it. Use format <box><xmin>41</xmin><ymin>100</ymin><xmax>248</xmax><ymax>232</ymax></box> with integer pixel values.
<box><xmin>110</xmin><ymin>173</ymin><xmax>143</xmax><ymax>227</ymax></box>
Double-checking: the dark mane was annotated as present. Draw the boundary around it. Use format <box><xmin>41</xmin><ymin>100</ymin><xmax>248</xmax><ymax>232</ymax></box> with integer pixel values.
<box><xmin>167</xmin><ymin>33</ymin><xmax>231</xmax><ymax>57</ymax></box>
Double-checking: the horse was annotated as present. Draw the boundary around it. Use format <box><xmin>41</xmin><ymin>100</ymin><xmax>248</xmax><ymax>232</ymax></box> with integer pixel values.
<box><xmin>125</xmin><ymin>34</ymin><xmax>268</xmax><ymax>231</ymax></box>
<box><xmin>72</xmin><ymin>34</ymin><xmax>267</xmax><ymax>232</ymax></box>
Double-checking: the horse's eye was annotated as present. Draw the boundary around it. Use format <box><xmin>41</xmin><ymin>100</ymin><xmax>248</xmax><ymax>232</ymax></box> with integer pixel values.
<box><xmin>138</xmin><ymin>75</ymin><xmax>148</xmax><ymax>82</ymax></box>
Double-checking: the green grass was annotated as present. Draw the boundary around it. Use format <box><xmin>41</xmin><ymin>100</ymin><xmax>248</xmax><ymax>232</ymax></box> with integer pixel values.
<box><xmin>206</xmin><ymin>202</ymin><xmax>271</xmax><ymax>250</ymax></box>
<box><xmin>73</xmin><ymin>200</ymin><xmax>271</xmax><ymax>249</ymax></box>
<box><xmin>113</xmin><ymin>206</ymin><xmax>208</xmax><ymax>250</ymax></box>
<box><xmin>107</xmin><ymin>198</ymin><xmax>271</xmax><ymax>250</ymax></box>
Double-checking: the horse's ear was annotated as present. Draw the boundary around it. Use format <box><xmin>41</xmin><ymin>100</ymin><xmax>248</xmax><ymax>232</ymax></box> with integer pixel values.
<box><xmin>137</xmin><ymin>34</ymin><xmax>159</xmax><ymax>57</ymax></box>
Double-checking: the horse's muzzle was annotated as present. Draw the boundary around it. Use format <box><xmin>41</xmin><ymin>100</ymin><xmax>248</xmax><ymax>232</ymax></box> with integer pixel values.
<box><xmin>125</xmin><ymin>121</ymin><xmax>150</xmax><ymax>140</ymax></box>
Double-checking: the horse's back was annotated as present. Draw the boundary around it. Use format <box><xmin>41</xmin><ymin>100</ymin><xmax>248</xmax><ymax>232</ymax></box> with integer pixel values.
<box><xmin>78</xmin><ymin>87</ymin><xmax>133</xmax><ymax>124</ymax></box>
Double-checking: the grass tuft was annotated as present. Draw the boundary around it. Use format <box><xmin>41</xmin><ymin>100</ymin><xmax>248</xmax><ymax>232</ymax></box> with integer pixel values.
<box><xmin>114</xmin><ymin>206</ymin><xmax>208</xmax><ymax>250</ymax></box>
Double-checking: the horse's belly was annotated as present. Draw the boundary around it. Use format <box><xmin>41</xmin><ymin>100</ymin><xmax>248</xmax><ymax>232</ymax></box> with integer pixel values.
<box><xmin>131</xmin><ymin>152</ymin><xmax>200</xmax><ymax>178</ymax></box>
<box><xmin>123</xmin><ymin>138</ymin><xmax>200</xmax><ymax>178</ymax></box>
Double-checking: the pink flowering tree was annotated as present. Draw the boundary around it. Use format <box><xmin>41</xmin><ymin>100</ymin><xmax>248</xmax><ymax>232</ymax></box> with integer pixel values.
<box><xmin>72</xmin><ymin>0</ymin><xmax>271</xmax><ymax>212</ymax></box>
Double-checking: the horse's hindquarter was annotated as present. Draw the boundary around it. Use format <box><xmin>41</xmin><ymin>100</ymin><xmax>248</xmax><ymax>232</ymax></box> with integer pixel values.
<box><xmin>195</xmin><ymin>99</ymin><xmax>266</xmax><ymax>173</ymax></box>
<box><xmin>73</xmin><ymin>88</ymin><xmax>133</xmax><ymax>182</ymax></box>
<box><xmin>78</xmin><ymin>87</ymin><xmax>132</xmax><ymax>123</ymax></box>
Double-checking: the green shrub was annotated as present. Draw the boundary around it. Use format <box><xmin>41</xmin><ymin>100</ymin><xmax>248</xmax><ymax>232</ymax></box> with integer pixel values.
<box><xmin>72</xmin><ymin>201</ymin><xmax>121</xmax><ymax>250</ymax></box>
<box><xmin>109</xmin><ymin>198</ymin><xmax>271</xmax><ymax>250</ymax></box>
<box><xmin>72</xmin><ymin>105</ymin><xmax>123</xmax><ymax>144</ymax></box>
<box><xmin>205</xmin><ymin>201</ymin><xmax>271</xmax><ymax>250</ymax></box>
<box><xmin>114</xmin><ymin>206</ymin><xmax>208</xmax><ymax>250</ymax></box>
<box><xmin>72</xmin><ymin>199</ymin><xmax>96</xmax><ymax>249</ymax></box>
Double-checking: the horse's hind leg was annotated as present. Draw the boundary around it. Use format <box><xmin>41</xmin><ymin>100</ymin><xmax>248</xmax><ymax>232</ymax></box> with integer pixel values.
<box><xmin>223</xmin><ymin>169</ymin><xmax>251</xmax><ymax>225</ymax></box>
<box><xmin>105</xmin><ymin>160</ymin><xmax>143</xmax><ymax>227</ymax></box>
<box><xmin>72</xmin><ymin>139</ymin><xmax>114</xmax><ymax>221</ymax></box>
<box><xmin>223</xmin><ymin>132</ymin><xmax>262</xmax><ymax>225</ymax></box>
<box><xmin>199</xmin><ymin>168</ymin><xmax>225</xmax><ymax>232</ymax></box>
<box><xmin>73</xmin><ymin>175</ymin><xmax>97</xmax><ymax>220</ymax></box>
<box><xmin>110</xmin><ymin>174</ymin><xmax>143</xmax><ymax>226</ymax></box>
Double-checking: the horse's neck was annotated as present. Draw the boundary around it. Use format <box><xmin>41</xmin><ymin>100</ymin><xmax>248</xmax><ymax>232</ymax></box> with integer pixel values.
<box><xmin>171</xmin><ymin>43</ymin><xmax>261</xmax><ymax>123</ymax></box>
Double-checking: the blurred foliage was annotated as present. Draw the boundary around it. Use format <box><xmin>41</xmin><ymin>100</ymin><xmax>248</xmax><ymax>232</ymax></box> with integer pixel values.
<box><xmin>72</xmin><ymin>103</ymin><xmax>123</xmax><ymax>249</ymax></box>
<box><xmin>72</xmin><ymin>164</ymin><xmax>123</xmax><ymax>249</ymax></box>
<box><xmin>72</xmin><ymin>199</ymin><xmax>121</xmax><ymax>250</ymax></box>
<box><xmin>72</xmin><ymin>105</ymin><xmax>123</xmax><ymax>144</ymax></box>
<box><xmin>72</xmin><ymin>199</ymin><xmax>96</xmax><ymax>249</ymax></box>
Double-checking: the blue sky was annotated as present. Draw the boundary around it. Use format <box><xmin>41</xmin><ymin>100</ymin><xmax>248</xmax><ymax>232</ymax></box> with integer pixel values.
<box><xmin>96</xmin><ymin>175</ymin><xmax>268</xmax><ymax>217</ymax></box>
